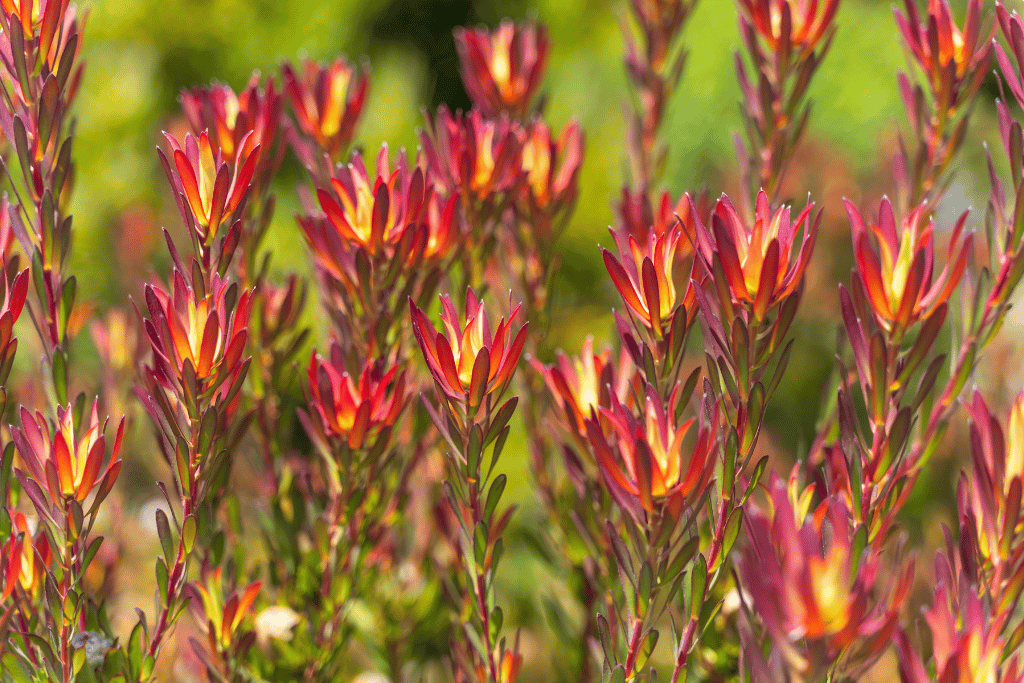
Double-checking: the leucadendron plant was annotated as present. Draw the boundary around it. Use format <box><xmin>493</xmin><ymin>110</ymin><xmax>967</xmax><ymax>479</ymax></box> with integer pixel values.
<box><xmin>8</xmin><ymin>0</ymin><xmax>1024</xmax><ymax>681</ymax></box>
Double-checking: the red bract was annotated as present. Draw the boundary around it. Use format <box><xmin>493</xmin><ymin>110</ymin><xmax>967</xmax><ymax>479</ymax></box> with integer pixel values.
<box><xmin>736</xmin><ymin>0</ymin><xmax>839</xmax><ymax>56</ymax></box>
<box><xmin>895</xmin><ymin>0</ymin><xmax>989</xmax><ymax>99</ymax></box>
<box><xmin>420</xmin><ymin>107</ymin><xmax>526</xmax><ymax>223</ymax></box>
<box><xmin>897</xmin><ymin>573</ymin><xmax>1023</xmax><ymax>683</ymax></box>
<box><xmin>454</xmin><ymin>19</ymin><xmax>549</xmax><ymax>118</ymax></box>
<box><xmin>11</xmin><ymin>400</ymin><xmax>123</xmax><ymax>506</ymax></box>
<box><xmin>996</xmin><ymin>4</ymin><xmax>1024</xmax><ymax>110</ymax></box>
<box><xmin>532</xmin><ymin>337</ymin><xmax>635</xmax><ymax>448</ymax></box>
<box><xmin>410</xmin><ymin>289</ymin><xmax>527</xmax><ymax>407</ymax></box>
<box><xmin>298</xmin><ymin>145</ymin><xmax>458</xmax><ymax>313</ymax></box>
<box><xmin>0</xmin><ymin>0</ymin><xmax>78</xmax><ymax>81</ymax></box>
<box><xmin>142</xmin><ymin>269</ymin><xmax>252</xmax><ymax>392</ymax></box>
<box><xmin>180</xmin><ymin>75</ymin><xmax>283</xmax><ymax>195</ymax></box>
<box><xmin>960</xmin><ymin>391</ymin><xmax>1024</xmax><ymax>593</ymax></box>
<box><xmin>694</xmin><ymin>191</ymin><xmax>817</xmax><ymax>322</ymax></box>
<box><xmin>739</xmin><ymin>474</ymin><xmax>913</xmax><ymax>679</ymax></box>
<box><xmin>314</xmin><ymin>145</ymin><xmax>431</xmax><ymax>256</ymax></box>
<box><xmin>586</xmin><ymin>384</ymin><xmax>716</xmax><ymax>520</ymax></box>
<box><xmin>518</xmin><ymin>118</ymin><xmax>583</xmax><ymax>245</ymax></box>
<box><xmin>847</xmin><ymin>197</ymin><xmax>970</xmax><ymax>334</ymax></box>
<box><xmin>0</xmin><ymin>248</ymin><xmax>29</xmax><ymax>387</ymax></box>
<box><xmin>159</xmin><ymin>130</ymin><xmax>259</xmax><ymax>247</ymax></box>
<box><xmin>307</xmin><ymin>342</ymin><xmax>407</xmax><ymax>450</ymax></box>
<box><xmin>603</xmin><ymin>222</ymin><xmax>688</xmax><ymax>334</ymax></box>
<box><xmin>282</xmin><ymin>57</ymin><xmax>368</xmax><ymax>164</ymax></box>
<box><xmin>2</xmin><ymin>512</ymin><xmax>53</xmax><ymax>602</ymax></box>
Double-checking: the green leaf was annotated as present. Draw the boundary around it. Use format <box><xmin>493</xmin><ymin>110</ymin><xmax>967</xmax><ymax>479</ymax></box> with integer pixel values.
<box><xmin>155</xmin><ymin>556</ymin><xmax>169</xmax><ymax>604</ymax></box>
<box><xmin>485</xmin><ymin>397</ymin><xmax>518</xmax><ymax>447</ymax></box>
<box><xmin>59</xmin><ymin>275</ymin><xmax>76</xmax><ymax>343</ymax></box>
<box><xmin>181</xmin><ymin>515</ymin><xmax>197</xmax><ymax>556</ymax></box>
<box><xmin>489</xmin><ymin>606</ymin><xmax>503</xmax><ymax>645</ymax></box>
<box><xmin>2</xmin><ymin>652</ymin><xmax>31</xmax><ymax>683</ymax></box>
<box><xmin>473</xmin><ymin>521</ymin><xmax>488</xmax><ymax>573</ymax></box>
<box><xmin>484</xmin><ymin>474</ymin><xmax>506</xmax><ymax>521</ymax></box>
<box><xmin>466</xmin><ymin>423</ymin><xmax>483</xmax><ymax>479</ymax></box>
<box><xmin>51</xmin><ymin>350</ymin><xmax>67</xmax><ymax>407</ymax></box>
<box><xmin>741</xmin><ymin>456</ymin><xmax>768</xmax><ymax>504</ymax></box>
<box><xmin>155</xmin><ymin>508</ymin><xmax>174</xmax><ymax>566</ymax></box>
<box><xmin>83</xmin><ymin>536</ymin><xmax>104</xmax><ymax>573</ymax></box>
<box><xmin>638</xmin><ymin>561</ymin><xmax>653</xmax><ymax>618</ymax></box>
<box><xmin>722</xmin><ymin>508</ymin><xmax>743</xmax><ymax>561</ymax></box>
<box><xmin>690</xmin><ymin>553</ymin><xmax>708</xmax><ymax>619</ymax></box>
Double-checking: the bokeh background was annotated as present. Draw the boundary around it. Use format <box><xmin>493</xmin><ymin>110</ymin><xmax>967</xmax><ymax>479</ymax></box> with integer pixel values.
<box><xmin>54</xmin><ymin>0</ymin><xmax>1019</xmax><ymax>678</ymax></box>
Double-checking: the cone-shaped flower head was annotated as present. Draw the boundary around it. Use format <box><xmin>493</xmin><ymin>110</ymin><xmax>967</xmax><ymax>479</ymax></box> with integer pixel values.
<box><xmin>454</xmin><ymin>19</ymin><xmax>549</xmax><ymax>118</ymax></box>
<box><xmin>159</xmin><ymin>130</ymin><xmax>259</xmax><ymax>247</ymax></box>
<box><xmin>282</xmin><ymin>57</ymin><xmax>368</xmax><ymax>163</ymax></box>
<box><xmin>410</xmin><ymin>289</ymin><xmax>528</xmax><ymax>406</ymax></box>
<box><xmin>603</xmin><ymin>221</ymin><xmax>688</xmax><ymax>334</ymax></box>
<box><xmin>313</xmin><ymin>145</ymin><xmax>435</xmax><ymax>256</ymax></box>
<box><xmin>847</xmin><ymin>197</ymin><xmax>971</xmax><ymax>334</ymax></box>
<box><xmin>961</xmin><ymin>390</ymin><xmax>1024</xmax><ymax>581</ymax></box>
<box><xmin>191</xmin><ymin>566</ymin><xmax>262</xmax><ymax>654</ymax></box>
<box><xmin>298</xmin><ymin>145</ymin><xmax>458</xmax><ymax>307</ymax></box>
<box><xmin>897</xmin><ymin>571</ymin><xmax>1024</xmax><ymax>683</ymax></box>
<box><xmin>739</xmin><ymin>473</ymin><xmax>913</xmax><ymax>679</ymax></box>
<box><xmin>518</xmin><ymin>118</ymin><xmax>584</xmax><ymax>246</ymax></box>
<box><xmin>142</xmin><ymin>268</ymin><xmax>251</xmax><ymax>392</ymax></box>
<box><xmin>737</xmin><ymin>0</ymin><xmax>839</xmax><ymax>56</ymax></box>
<box><xmin>586</xmin><ymin>383</ymin><xmax>716</xmax><ymax>519</ymax></box>
<box><xmin>181</xmin><ymin>76</ymin><xmax>281</xmax><ymax>167</ymax></box>
<box><xmin>694</xmin><ymin>191</ymin><xmax>817</xmax><ymax>321</ymax></box>
<box><xmin>420</xmin><ymin>107</ymin><xmax>526</xmax><ymax>224</ymax></box>
<box><xmin>307</xmin><ymin>342</ymin><xmax>407</xmax><ymax>451</ymax></box>
<box><xmin>2</xmin><ymin>512</ymin><xmax>53</xmax><ymax>602</ymax></box>
<box><xmin>12</xmin><ymin>400</ymin><xmax>123</xmax><ymax>505</ymax></box>
<box><xmin>895</xmin><ymin>0</ymin><xmax>990</xmax><ymax>98</ymax></box>
<box><xmin>180</xmin><ymin>74</ymin><xmax>283</xmax><ymax>196</ymax></box>
<box><xmin>532</xmin><ymin>337</ymin><xmax>635</xmax><ymax>447</ymax></box>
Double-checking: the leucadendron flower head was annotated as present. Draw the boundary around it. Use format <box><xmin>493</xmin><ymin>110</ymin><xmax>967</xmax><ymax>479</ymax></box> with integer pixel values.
<box><xmin>189</xmin><ymin>566</ymin><xmax>262</xmax><ymax>656</ymax></box>
<box><xmin>11</xmin><ymin>400</ymin><xmax>123</xmax><ymax>507</ymax></box>
<box><xmin>419</xmin><ymin>107</ymin><xmax>526</xmax><ymax>228</ymax></box>
<box><xmin>739</xmin><ymin>473</ymin><xmax>913</xmax><ymax>681</ymax></box>
<box><xmin>895</xmin><ymin>0</ymin><xmax>990</xmax><ymax>103</ymax></box>
<box><xmin>282</xmin><ymin>56</ymin><xmax>368</xmax><ymax>167</ymax></box>
<box><xmin>585</xmin><ymin>382</ymin><xmax>716</xmax><ymax>522</ymax></box>
<box><xmin>532</xmin><ymin>337</ymin><xmax>635</xmax><ymax>450</ymax></box>
<box><xmin>603</xmin><ymin>220</ymin><xmax>691</xmax><ymax>336</ymax></box>
<box><xmin>693</xmin><ymin>190</ymin><xmax>818</xmax><ymax>322</ymax></box>
<box><xmin>897</xmin><ymin>564</ymin><xmax>1024</xmax><ymax>683</ymax></box>
<box><xmin>518</xmin><ymin>118</ymin><xmax>583</xmax><ymax>247</ymax></box>
<box><xmin>180</xmin><ymin>74</ymin><xmax>284</xmax><ymax>197</ymax></box>
<box><xmin>306</xmin><ymin>342</ymin><xmax>407</xmax><ymax>451</ymax></box>
<box><xmin>736</xmin><ymin>0</ymin><xmax>839</xmax><ymax>57</ymax></box>
<box><xmin>159</xmin><ymin>130</ymin><xmax>260</xmax><ymax>251</ymax></box>
<box><xmin>141</xmin><ymin>267</ymin><xmax>252</xmax><ymax>410</ymax></box>
<box><xmin>847</xmin><ymin>197</ymin><xmax>971</xmax><ymax>336</ymax></box>
<box><xmin>312</xmin><ymin>145</ymin><xmax>434</xmax><ymax>257</ymax></box>
<box><xmin>454</xmin><ymin>19</ymin><xmax>549</xmax><ymax>119</ymax></box>
<box><xmin>2</xmin><ymin>512</ymin><xmax>54</xmax><ymax>602</ymax></box>
<box><xmin>410</xmin><ymin>288</ymin><xmax>527</xmax><ymax>410</ymax></box>
<box><xmin>959</xmin><ymin>390</ymin><xmax>1024</xmax><ymax>597</ymax></box>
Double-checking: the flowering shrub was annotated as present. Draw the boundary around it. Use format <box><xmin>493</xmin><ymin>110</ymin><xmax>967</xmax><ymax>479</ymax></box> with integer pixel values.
<box><xmin>4</xmin><ymin>0</ymin><xmax>1024</xmax><ymax>682</ymax></box>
